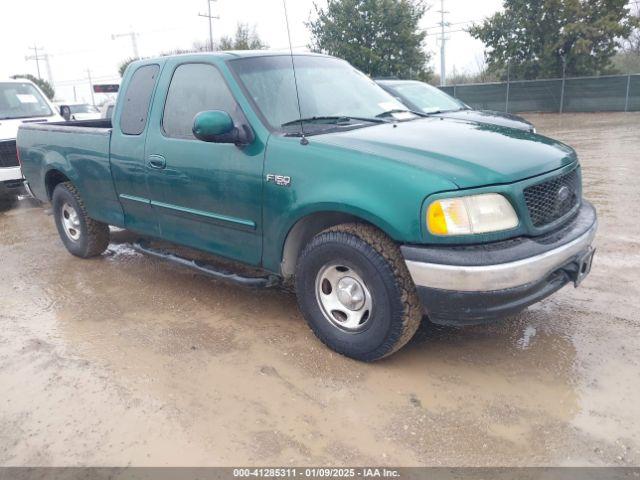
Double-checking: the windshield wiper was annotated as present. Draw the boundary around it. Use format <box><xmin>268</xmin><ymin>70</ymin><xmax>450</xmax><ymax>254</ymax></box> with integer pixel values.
<box><xmin>375</xmin><ymin>109</ymin><xmax>428</xmax><ymax>119</ymax></box>
<box><xmin>281</xmin><ymin>116</ymin><xmax>387</xmax><ymax>128</ymax></box>
<box><xmin>424</xmin><ymin>108</ymin><xmax>465</xmax><ymax>115</ymax></box>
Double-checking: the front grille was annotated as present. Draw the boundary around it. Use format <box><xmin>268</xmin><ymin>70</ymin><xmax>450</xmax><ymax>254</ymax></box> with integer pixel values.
<box><xmin>0</xmin><ymin>140</ymin><xmax>19</xmax><ymax>168</ymax></box>
<box><xmin>524</xmin><ymin>168</ymin><xmax>580</xmax><ymax>227</ymax></box>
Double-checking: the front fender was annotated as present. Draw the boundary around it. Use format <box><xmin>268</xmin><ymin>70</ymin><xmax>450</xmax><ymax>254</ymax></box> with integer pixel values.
<box><xmin>261</xmin><ymin>135</ymin><xmax>457</xmax><ymax>273</ymax></box>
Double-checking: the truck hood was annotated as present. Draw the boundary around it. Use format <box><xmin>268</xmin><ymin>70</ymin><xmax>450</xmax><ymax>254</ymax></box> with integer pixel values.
<box><xmin>436</xmin><ymin>109</ymin><xmax>534</xmax><ymax>132</ymax></box>
<box><xmin>313</xmin><ymin>117</ymin><xmax>575</xmax><ymax>189</ymax></box>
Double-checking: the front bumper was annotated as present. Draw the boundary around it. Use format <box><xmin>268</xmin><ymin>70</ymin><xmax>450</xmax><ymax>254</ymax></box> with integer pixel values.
<box><xmin>402</xmin><ymin>201</ymin><xmax>597</xmax><ymax>325</ymax></box>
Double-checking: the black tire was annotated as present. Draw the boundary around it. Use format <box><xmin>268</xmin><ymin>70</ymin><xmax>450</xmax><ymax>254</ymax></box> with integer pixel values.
<box><xmin>294</xmin><ymin>223</ymin><xmax>422</xmax><ymax>361</ymax></box>
<box><xmin>52</xmin><ymin>182</ymin><xmax>109</xmax><ymax>258</ymax></box>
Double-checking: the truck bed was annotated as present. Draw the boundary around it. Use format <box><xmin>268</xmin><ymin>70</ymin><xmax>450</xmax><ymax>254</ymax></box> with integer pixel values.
<box><xmin>17</xmin><ymin>118</ymin><xmax>124</xmax><ymax>227</ymax></box>
<box><xmin>22</xmin><ymin>118</ymin><xmax>113</xmax><ymax>131</ymax></box>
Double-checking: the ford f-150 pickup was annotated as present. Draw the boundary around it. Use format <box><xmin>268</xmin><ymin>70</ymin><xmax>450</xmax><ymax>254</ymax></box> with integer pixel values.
<box><xmin>17</xmin><ymin>52</ymin><xmax>597</xmax><ymax>361</ymax></box>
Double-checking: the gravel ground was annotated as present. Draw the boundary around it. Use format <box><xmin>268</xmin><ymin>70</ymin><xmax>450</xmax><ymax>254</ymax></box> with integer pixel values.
<box><xmin>0</xmin><ymin>112</ymin><xmax>638</xmax><ymax>467</ymax></box>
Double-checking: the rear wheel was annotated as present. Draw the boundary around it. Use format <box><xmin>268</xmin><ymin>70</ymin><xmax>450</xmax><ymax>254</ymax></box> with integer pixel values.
<box><xmin>295</xmin><ymin>223</ymin><xmax>422</xmax><ymax>361</ymax></box>
<box><xmin>52</xmin><ymin>182</ymin><xmax>109</xmax><ymax>258</ymax></box>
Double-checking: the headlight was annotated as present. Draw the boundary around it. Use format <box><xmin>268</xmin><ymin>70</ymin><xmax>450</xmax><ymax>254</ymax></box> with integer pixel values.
<box><xmin>427</xmin><ymin>193</ymin><xmax>518</xmax><ymax>236</ymax></box>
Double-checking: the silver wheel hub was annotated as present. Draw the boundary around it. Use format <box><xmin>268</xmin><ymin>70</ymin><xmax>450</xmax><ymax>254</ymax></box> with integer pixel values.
<box><xmin>336</xmin><ymin>277</ymin><xmax>366</xmax><ymax>311</ymax></box>
<box><xmin>315</xmin><ymin>264</ymin><xmax>373</xmax><ymax>331</ymax></box>
<box><xmin>61</xmin><ymin>203</ymin><xmax>81</xmax><ymax>241</ymax></box>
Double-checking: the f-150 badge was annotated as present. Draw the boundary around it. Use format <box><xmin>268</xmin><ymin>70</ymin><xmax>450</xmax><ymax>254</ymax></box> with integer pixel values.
<box><xmin>266</xmin><ymin>174</ymin><xmax>291</xmax><ymax>187</ymax></box>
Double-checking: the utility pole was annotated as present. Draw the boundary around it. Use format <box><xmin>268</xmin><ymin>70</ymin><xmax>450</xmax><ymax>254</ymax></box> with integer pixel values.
<box><xmin>42</xmin><ymin>53</ymin><xmax>54</xmax><ymax>87</ymax></box>
<box><xmin>198</xmin><ymin>0</ymin><xmax>219</xmax><ymax>51</ymax></box>
<box><xmin>87</xmin><ymin>69</ymin><xmax>96</xmax><ymax>107</ymax></box>
<box><xmin>112</xmin><ymin>30</ymin><xmax>140</xmax><ymax>59</ymax></box>
<box><xmin>25</xmin><ymin>45</ymin><xmax>43</xmax><ymax>79</ymax></box>
<box><xmin>26</xmin><ymin>47</ymin><xmax>56</xmax><ymax>89</ymax></box>
<box><xmin>437</xmin><ymin>0</ymin><xmax>449</xmax><ymax>86</ymax></box>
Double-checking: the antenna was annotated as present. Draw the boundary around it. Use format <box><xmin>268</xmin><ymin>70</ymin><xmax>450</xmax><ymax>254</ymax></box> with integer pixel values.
<box><xmin>282</xmin><ymin>0</ymin><xmax>308</xmax><ymax>145</ymax></box>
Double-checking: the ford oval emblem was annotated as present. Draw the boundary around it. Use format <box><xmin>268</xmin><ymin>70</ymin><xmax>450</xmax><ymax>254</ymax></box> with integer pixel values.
<box><xmin>557</xmin><ymin>185</ymin><xmax>571</xmax><ymax>203</ymax></box>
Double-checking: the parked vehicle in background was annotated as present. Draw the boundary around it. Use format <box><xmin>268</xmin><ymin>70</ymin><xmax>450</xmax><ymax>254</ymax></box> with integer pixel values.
<box><xmin>58</xmin><ymin>103</ymin><xmax>101</xmax><ymax>121</ymax></box>
<box><xmin>18</xmin><ymin>52</ymin><xmax>596</xmax><ymax>361</ymax></box>
<box><xmin>100</xmin><ymin>102</ymin><xmax>116</xmax><ymax>119</ymax></box>
<box><xmin>0</xmin><ymin>78</ymin><xmax>62</xmax><ymax>200</ymax></box>
<box><xmin>377</xmin><ymin>79</ymin><xmax>536</xmax><ymax>133</ymax></box>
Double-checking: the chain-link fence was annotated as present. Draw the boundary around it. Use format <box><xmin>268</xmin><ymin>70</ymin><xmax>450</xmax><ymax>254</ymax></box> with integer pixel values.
<box><xmin>440</xmin><ymin>74</ymin><xmax>640</xmax><ymax>113</ymax></box>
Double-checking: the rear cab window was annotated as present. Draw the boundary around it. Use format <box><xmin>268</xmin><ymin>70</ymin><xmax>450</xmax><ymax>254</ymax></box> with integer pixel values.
<box><xmin>120</xmin><ymin>64</ymin><xmax>160</xmax><ymax>135</ymax></box>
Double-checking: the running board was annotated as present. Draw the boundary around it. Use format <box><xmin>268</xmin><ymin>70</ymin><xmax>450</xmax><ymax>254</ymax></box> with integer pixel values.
<box><xmin>132</xmin><ymin>240</ymin><xmax>280</xmax><ymax>288</ymax></box>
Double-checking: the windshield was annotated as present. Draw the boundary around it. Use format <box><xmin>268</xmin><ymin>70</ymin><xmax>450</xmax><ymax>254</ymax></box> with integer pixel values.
<box><xmin>230</xmin><ymin>55</ymin><xmax>409</xmax><ymax>132</ymax></box>
<box><xmin>0</xmin><ymin>82</ymin><xmax>53</xmax><ymax>120</ymax></box>
<box><xmin>69</xmin><ymin>104</ymin><xmax>99</xmax><ymax>114</ymax></box>
<box><xmin>383</xmin><ymin>81</ymin><xmax>466</xmax><ymax>113</ymax></box>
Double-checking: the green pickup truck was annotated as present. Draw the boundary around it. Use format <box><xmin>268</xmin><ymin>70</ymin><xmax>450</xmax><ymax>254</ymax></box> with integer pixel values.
<box><xmin>17</xmin><ymin>52</ymin><xmax>597</xmax><ymax>361</ymax></box>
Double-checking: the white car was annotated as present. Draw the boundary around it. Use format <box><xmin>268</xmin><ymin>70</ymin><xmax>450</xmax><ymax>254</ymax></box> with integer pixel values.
<box><xmin>99</xmin><ymin>101</ymin><xmax>115</xmax><ymax>119</ymax></box>
<box><xmin>0</xmin><ymin>78</ymin><xmax>63</xmax><ymax>199</ymax></box>
<box><xmin>58</xmin><ymin>103</ymin><xmax>101</xmax><ymax>121</ymax></box>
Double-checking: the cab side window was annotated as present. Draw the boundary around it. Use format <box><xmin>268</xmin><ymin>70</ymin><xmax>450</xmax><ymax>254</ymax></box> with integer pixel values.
<box><xmin>162</xmin><ymin>63</ymin><xmax>241</xmax><ymax>140</ymax></box>
<box><xmin>120</xmin><ymin>64</ymin><xmax>159</xmax><ymax>135</ymax></box>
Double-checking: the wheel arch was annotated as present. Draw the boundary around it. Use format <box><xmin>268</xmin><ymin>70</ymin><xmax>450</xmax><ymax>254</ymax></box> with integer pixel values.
<box><xmin>44</xmin><ymin>168</ymin><xmax>72</xmax><ymax>200</ymax></box>
<box><xmin>279</xmin><ymin>208</ymin><xmax>399</xmax><ymax>278</ymax></box>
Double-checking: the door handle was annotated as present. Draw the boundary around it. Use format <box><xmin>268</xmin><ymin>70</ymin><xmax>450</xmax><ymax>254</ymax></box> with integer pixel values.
<box><xmin>147</xmin><ymin>154</ymin><xmax>166</xmax><ymax>170</ymax></box>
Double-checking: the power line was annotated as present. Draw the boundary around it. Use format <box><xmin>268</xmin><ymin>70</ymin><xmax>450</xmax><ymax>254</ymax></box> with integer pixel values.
<box><xmin>425</xmin><ymin>19</ymin><xmax>474</xmax><ymax>30</ymax></box>
<box><xmin>425</xmin><ymin>28</ymin><xmax>467</xmax><ymax>36</ymax></box>
<box><xmin>55</xmin><ymin>74</ymin><xmax>120</xmax><ymax>86</ymax></box>
<box><xmin>25</xmin><ymin>46</ymin><xmax>55</xmax><ymax>87</ymax></box>
<box><xmin>25</xmin><ymin>45</ymin><xmax>43</xmax><ymax>79</ymax></box>
<box><xmin>112</xmin><ymin>30</ymin><xmax>140</xmax><ymax>59</ymax></box>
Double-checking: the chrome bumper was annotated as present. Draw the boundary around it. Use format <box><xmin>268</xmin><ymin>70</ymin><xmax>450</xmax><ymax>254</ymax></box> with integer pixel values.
<box><xmin>23</xmin><ymin>180</ymin><xmax>36</xmax><ymax>198</ymax></box>
<box><xmin>405</xmin><ymin>220</ymin><xmax>597</xmax><ymax>292</ymax></box>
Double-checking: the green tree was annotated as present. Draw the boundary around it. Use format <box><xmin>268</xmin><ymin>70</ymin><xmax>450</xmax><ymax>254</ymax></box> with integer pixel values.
<box><xmin>307</xmin><ymin>0</ymin><xmax>431</xmax><ymax>80</ymax></box>
<box><xmin>11</xmin><ymin>74</ymin><xmax>55</xmax><ymax>100</ymax></box>
<box><xmin>614</xmin><ymin>2</ymin><xmax>640</xmax><ymax>74</ymax></box>
<box><xmin>219</xmin><ymin>23</ymin><xmax>268</xmax><ymax>50</ymax></box>
<box><xmin>117</xmin><ymin>23</ymin><xmax>267</xmax><ymax>77</ymax></box>
<box><xmin>118</xmin><ymin>57</ymin><xmax>138</xmax><ymax>78</ymax></box>
<box><xmin>469</xmin><ymin>0</ymin><xmax>638</xmax><ymax>80</ymax></box>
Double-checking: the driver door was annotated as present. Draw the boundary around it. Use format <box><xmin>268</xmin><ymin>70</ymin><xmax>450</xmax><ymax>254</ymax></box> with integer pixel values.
<box><xmin>144</xmin><ymin>60</ymin><xmax>264</xmax><ymax>265</ymax></box>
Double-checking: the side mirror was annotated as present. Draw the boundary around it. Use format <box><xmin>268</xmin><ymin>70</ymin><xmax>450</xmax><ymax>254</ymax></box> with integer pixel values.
<box><xmin>192</xmin><ymin>110</ymin><xmax>254</xmax><ymax>146</ymax></box>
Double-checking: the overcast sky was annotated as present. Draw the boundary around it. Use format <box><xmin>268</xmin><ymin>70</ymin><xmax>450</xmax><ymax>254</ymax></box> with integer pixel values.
<box><xmin>0</xmin><ymin>0</ymin><xmax>503</xmax><ymax>103</ymax></box>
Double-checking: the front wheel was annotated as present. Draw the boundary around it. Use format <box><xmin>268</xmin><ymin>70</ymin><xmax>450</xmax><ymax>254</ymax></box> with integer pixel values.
<box><xmin>52</xmin><ymin>182</ymin><xmax>110</xmax><ymax>258</ymax></box>
<box><xmin>294</xmin><ymin>223</ymin><xmax>422</xmax><ymax>361</ymax></box>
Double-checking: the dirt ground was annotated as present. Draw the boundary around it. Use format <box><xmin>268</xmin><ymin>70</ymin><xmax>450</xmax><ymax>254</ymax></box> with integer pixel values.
<box><xmin>1</xmin><ymin>112</ymin><xmax>639</xmax><ymax>467</ymax></box>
